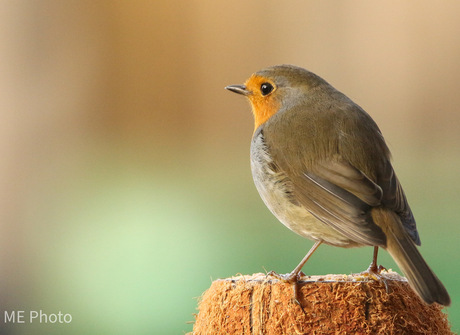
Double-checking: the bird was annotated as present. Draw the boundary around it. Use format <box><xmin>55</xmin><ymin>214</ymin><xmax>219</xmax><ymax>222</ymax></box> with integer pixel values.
<box><xmin>225</xmin><ymin>64</ymin><xmax>450</xmax><ymax>306</ymax></box>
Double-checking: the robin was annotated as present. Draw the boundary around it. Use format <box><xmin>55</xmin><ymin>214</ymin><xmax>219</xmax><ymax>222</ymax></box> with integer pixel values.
<box><xmin>225</xmin><ymin>64</ymin><xmax>450</xmax><ymax>306</ymax></box>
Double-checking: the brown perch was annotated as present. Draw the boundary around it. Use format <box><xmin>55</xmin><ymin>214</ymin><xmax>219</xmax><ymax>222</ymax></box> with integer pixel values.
<box><xmin>191</xmin><ymin>271</ymin><xmax>452</xmax><ymax>334</ymax></box>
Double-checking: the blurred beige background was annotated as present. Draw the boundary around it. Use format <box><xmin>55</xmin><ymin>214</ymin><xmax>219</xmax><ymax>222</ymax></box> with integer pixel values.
<box><xmin>1</xmin><ymin>1</ymin><xmax>459</xmax><ymax>334</ymax></box>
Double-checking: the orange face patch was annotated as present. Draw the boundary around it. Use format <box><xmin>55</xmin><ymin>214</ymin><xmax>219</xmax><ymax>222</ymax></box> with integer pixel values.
<box><xmin>244</xmin><ymin>75</ymin><xmax>280</xmax><ymax>131</ymax></box>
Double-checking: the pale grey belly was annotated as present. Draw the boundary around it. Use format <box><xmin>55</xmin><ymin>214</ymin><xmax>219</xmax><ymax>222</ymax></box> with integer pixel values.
<box><xmin>250</xmin><ymin>132</ymin><xmax>356</xmax><ymax>247</ymax></box>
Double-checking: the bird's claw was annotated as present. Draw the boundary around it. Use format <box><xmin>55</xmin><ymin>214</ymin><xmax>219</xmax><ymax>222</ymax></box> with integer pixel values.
<box><xmin>267</xmin><ymin>271</ymin><xmax>305</xmax><ymax>311</ymax></box>
<box><xmin>361</xmin><ymin>263</ymin><xmax>391</xmax><ymax>293</ymax></box>
<box><xmin>267</xmin><ymin>270</ymin><xmax>298</xmax><ymax>283</ymax></box>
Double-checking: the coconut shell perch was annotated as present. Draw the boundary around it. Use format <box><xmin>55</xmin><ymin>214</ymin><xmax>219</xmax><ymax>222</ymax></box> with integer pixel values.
<box><xmin>191</xmin><ymin>272</ymin><xmax>452</xmax><ymax>334</ymax></box>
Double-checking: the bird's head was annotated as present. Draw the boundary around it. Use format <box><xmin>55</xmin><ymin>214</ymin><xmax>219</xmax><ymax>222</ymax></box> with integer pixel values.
<box><xmin>226</xmin><ymin>64</ymin><xmax>326</xmax><ymax>131</ymax></box>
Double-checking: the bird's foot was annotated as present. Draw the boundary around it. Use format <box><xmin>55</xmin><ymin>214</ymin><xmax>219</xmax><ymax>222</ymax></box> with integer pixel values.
<box><xmin>267</xmin><ymin>270</ymin><xmax>305</xmax><ymax>309</ymax></box>
<box><xmin>267</xmin><ymin>270</ymin><xmax>304</xmax><ymax>283</ymax></box>
<box><xmin>360</xmin><ymin>263</ymin><xmax>391</xmax><ymax>293</ymax></box>
<box><xmin>366</xmin><ymin>261</ymin><xmax>387</xmax><ymax>275</ymax></box>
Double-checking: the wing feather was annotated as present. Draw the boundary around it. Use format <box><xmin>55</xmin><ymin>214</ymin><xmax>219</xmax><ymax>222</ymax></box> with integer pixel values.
<box><xmin>287</xmin><ymin>160</ymin><xmax>387</xmax><ymax>246</ymax></box>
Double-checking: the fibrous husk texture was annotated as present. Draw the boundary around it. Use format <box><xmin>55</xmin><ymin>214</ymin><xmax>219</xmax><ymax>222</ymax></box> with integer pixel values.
<box><xmin>191</xmin><ymin>272</ymin><xmax>452</xmax><ymax>335</ymax></box>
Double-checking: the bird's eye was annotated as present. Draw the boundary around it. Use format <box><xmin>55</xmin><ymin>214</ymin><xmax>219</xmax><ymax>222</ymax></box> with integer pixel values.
<box><xmin>260</xmin><ymin>83</ymin><xmax>274</xmax><ymax>96</ymax></box>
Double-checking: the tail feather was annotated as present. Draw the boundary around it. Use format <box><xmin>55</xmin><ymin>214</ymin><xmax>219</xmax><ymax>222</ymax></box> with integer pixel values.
<box><xmin>385</xmin><ymin>224</ymin><xmax>450</xmax><ymax>306</ymax></box>
<box><xmin>372</xmin><ymin>208</ymin><xmax>450</xmax><ymax>306</ymax></box>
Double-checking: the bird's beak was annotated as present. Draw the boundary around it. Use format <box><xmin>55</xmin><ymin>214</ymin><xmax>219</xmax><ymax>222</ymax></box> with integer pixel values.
<box><xmin>225</xmin><ymin>84</ymin><xmax>251</xmax><ymax>96</ymax></box>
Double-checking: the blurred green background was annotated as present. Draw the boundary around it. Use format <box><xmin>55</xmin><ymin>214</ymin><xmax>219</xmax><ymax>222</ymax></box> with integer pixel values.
<box><xmin>1</xmin><ymin>1</ymin><xmax>459</xmax><ymax>334</ymax></box>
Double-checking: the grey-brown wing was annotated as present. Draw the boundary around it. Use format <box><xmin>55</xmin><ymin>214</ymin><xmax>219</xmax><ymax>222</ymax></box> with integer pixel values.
<box><xmin>290</xmin><ymin>160</ymin><xmax>387</xmax><ymax>246</ymax></box>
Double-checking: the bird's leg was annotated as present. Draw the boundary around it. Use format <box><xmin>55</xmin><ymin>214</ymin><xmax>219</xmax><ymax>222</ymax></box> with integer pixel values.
<box><xmin>366</xmin><ymin>246</ymin><xmax>387</xmax><ymax>274</ymax></box>
<box><xmin>268</xmin><ymin>240</ymin><xmax>323</xmax><ymax>304</ymax></box>
<box><xmin>361</xmin><ymin>246</ymin><xmax>390</xmax><ymax>292</ymax></box>
<box><xmin>368</xmin><ymin>246</ymin><xmax>380</xmax><ymax>273</ymax></box>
